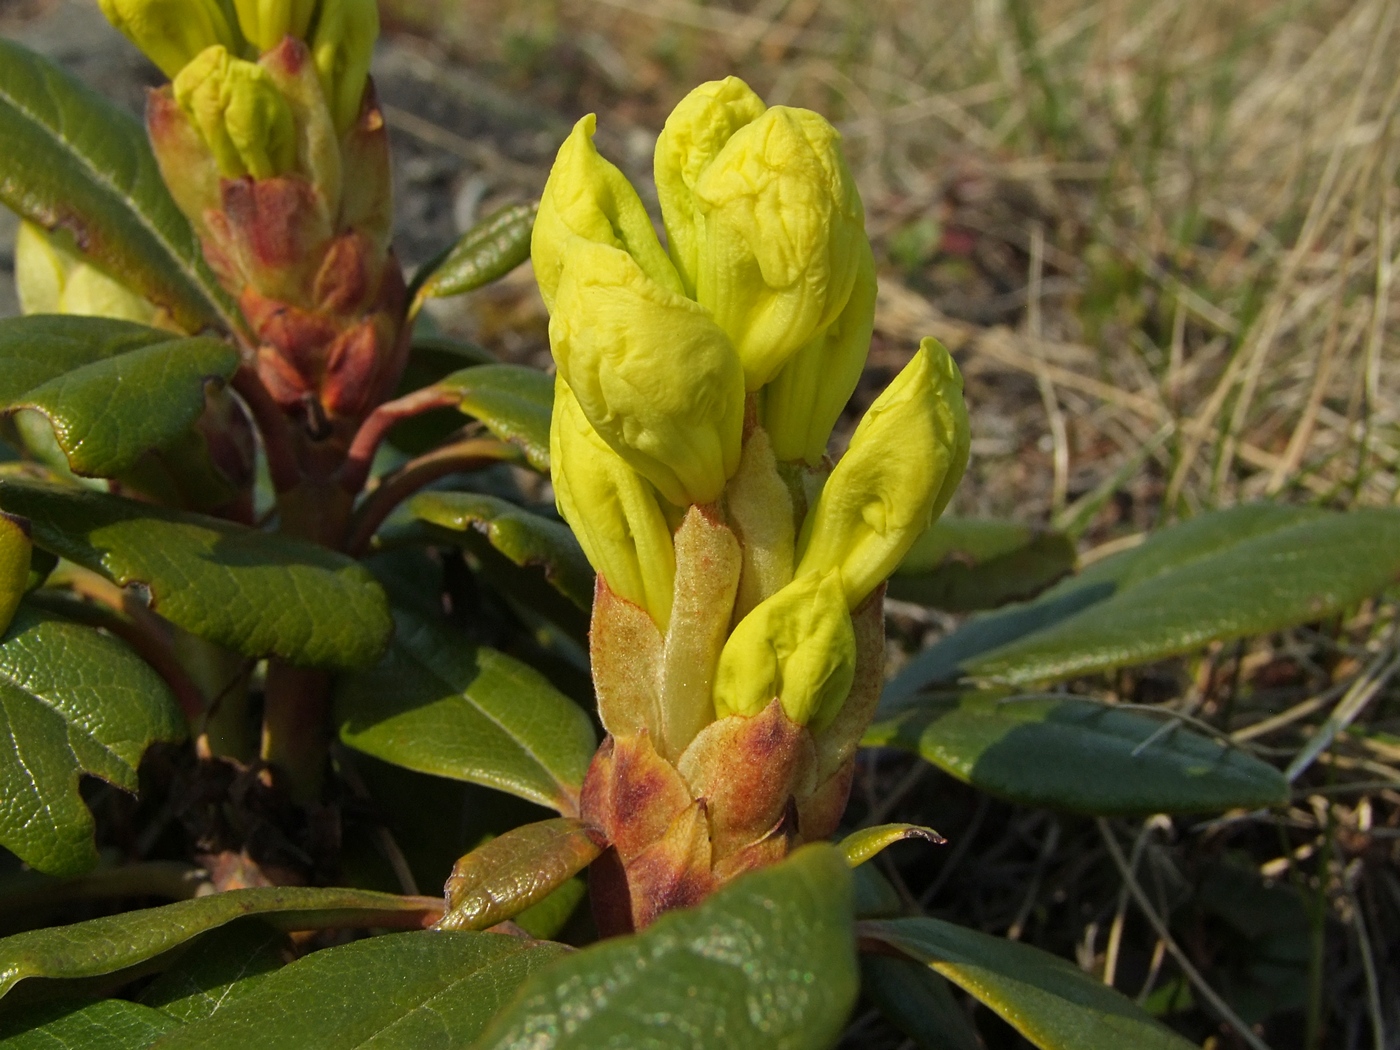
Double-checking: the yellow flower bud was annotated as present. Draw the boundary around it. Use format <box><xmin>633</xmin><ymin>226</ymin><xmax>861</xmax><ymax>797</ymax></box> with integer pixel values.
<box><xmin>548</xmin><ymin>236</ymin><xmax>745</xmax><ymax>508</ymax></box>
<box><xmin>712</xmin><ymin>569</ymin><xmax>856</xmax><ymax>732</ymax></box>
<box><xmin>15</xmin><ymin>222</ymin><xmax>160</xmax><ymax>325</ymax></box>
<box><xmin>795</xmin><ymin>338</ymin><xmax>970</xmax><ymax>607</ymax></box>
<box><xmin>654</xmin><ymin>76</ymin><xmax>766</xmax><ymax>296</ymax></box>
<box><xmin>174</xmin><ymin>45</ymin><xmax>297</xmax><ymax>179</ymax></box>
<box><xmin>550</xmin><ymin>378</ymin><xmax>676</xmax><ymax>630</ymax></box>
<box><xmin>233</xmin><ymin>0</ymin><xmax>316</xmax><ymax>52</ymax></box>
<box><xmin>309</xmin><ymin>0</ymin><xmax>379</xmax><ymax>134</ymax></box>
<box><xmin>533</xmin><ymin>115</ymin><xmax>684</xmax><ymax>313</ymax></box>
<box><xmin>0</xmin><ymin>512</ymin><xmax>31</xmax><ymax>637</ymax></box>
<box><xmin>681</xmin><ymin>102</ymin><xmax>865</xmax><ymax>391</ymax></box>
<box><xmin>760</xmin><ymin>239</ymin><xmax>876</xmax><ymax>464</ymax></box>
<box><xmin>97</xmin><ymin>0</ymin><xmax>240</xmax><ymax>79</ymax></box>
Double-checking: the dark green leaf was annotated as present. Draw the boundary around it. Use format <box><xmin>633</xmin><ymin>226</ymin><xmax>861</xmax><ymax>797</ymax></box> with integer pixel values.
<box><xmin>1191</xmin><ymin>857</ymin><xmax>1310</xmax><ymax>1024</ymax></box>
<box><xmin>440</xmin><ymin>819</ymin><xmax>603</xmax><ymax>932</ymax></box>
<box><xmin>862</xmin><ymin>916</ymin><xmax>1196</xmax><ymax>1050</ymax></box>
<box><xmin>0</xmin><ymin>887</ymin><xmax>441</xmax><ymax>1000</ymax></box>
<box><xmin>0</xmin><ymin>317</ymin><xmax>238</xmax><ymax>479</ymax></box>
<box><xmin>473</xmin><ymin>844</ymin><xmax>858</xmax><ymax>1050</ymax></box>
<box><xmin>411</xmin><ymin>202</ymin><xmax>538</xmax><ymax>303</ymax></box>
<box><xmin>885</xmin><ymin>505</ymin><xmax>1400</xmax><ymax>700</ymax></box>
<box><xmin>860</xmin><ymin>954</ymin><xmax>981</xmax><ymax>1050</ymax></box>
<box><xmin>140</xmin><ymin>922</ymin><xmax>287</xmax><ymax>1024</ymax></box>
<box><xmin>889</xmin><ymin>517</ymin><xmax>1076</xmax><ymax>612</ymax></box>
<box><xmin>0</xmin><ymin>39</ymin><xmax>237</xmax><ymax>333</ymax></box>
<box><xmin>0</xmin><ymin>478</ymin><xmax>391</xmax><ymax>670</ymax></box>
<box><xmin>0</xmin><ymin>998</ymin><xmax>179</xmax><ymax>1049</ymax></box>
<box><xmin>407</xmin><ymin>337</ymin><xmax>496</xmax><ymax>372</ymax></box>
<box><xmin>852</xmin><ymin>864</ymin><xmax>904</xmax><ymax>920</ymax></box>
<box><xmin>336</xmin><ymin>606</ymin><xmax>596</xmax><ymax>812</ymax></box>
<box><xmin>439</xmin><ymin>365</ymin><xmax>552</xmax><ymax>472</ymax></box>
<box><xmin>147</xmin><ymin>931</ymin><xmax>565</xmax><ymax>1050</ymax></box>
<box><xmin>865</xmin><ymin>690</ymin><xmax>1287</xmax><ymax>815</ymax></box>
<box><xmin>0</xmin><ymin>603</ymin><xmax>183</xmax><ymax>876</ymax></box>
<box><xmin>455</xmin><ymin>526</ymin><xmax>591</xmax><ymax>655</ymax></box>
<box><xmin>389</xmin><ymin>338</ymin><xmax>496</xmax><ymax>456</ymax></box>
<box><xmin>398</xmin><ymin>492</ymin><xmax>593</xmax><ymax>610</ymax></box>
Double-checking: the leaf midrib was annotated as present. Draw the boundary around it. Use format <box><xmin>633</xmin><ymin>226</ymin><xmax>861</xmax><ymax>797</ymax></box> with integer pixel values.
<box><xmin>0</xmin><ymin>52</ymin><xmax>238</xmax><ymax>334</ymax></box>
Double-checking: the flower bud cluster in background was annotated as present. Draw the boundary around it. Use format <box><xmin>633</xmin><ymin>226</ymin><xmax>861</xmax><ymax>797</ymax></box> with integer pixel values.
<box><xmin>95</xmin><ymin>0</ymin><xmax>403</xmax><ymax>428</ymax></box>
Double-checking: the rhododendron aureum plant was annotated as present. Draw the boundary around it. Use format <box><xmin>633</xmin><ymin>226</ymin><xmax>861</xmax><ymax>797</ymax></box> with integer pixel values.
<box><xmin>534</xmin><ymin>79</ymin><xmax>969</xmax><ymax>930</ymax></box>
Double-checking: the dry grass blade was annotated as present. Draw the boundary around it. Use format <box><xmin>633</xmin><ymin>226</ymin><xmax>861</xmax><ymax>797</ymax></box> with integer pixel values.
<box><xmin>1097</xmin><ymin>819</ymin><xmax>1275</xmax><ymax>1050</ymax></box>
<box><xmin>1285</xmin><ymin>645</ymin><xmax>1400</xmax><ymax>783</ymax></box>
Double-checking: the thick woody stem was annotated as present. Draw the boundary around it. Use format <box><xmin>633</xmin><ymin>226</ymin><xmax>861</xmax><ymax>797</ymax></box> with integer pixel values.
<box><xmin>232</xmin><ymin>366</ymin><xmax>303</xmax><ymax>493</ymax></box>
<box><xmin>260</xmin><ymin>662</ymin><xmax>332</xmax><ymax>803</ymax></box>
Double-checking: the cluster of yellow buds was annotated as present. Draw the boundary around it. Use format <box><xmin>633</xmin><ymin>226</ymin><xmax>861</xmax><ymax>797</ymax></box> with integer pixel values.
<box><xmin>534</xmin><ymin>78</ymin><xmax>969</xmax><ymax>930</ymax></box>
<box><xmin>99</xmin><ymin>0</ymin><xmax>402</xmax><ymax>428</ymax></box>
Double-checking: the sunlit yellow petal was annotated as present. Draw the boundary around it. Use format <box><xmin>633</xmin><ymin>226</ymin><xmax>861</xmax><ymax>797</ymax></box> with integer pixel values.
<box><xmin>795</xmin><ymin>338</ymin><xmax>970</xmax><ymax>607</ymax></box>
<box><xmin>533</xmin><ymin>114</ymin><xmax>683</xmax><ymax>312</ymax></box>
<box><xmin>761</xmin><ymin>240</ymin><xmax>876</xmax><ymax>464</ymax></box>
<box><xmin>551</xmin><ymin>377</ymin><xmax>676</xmax><ymax>630</ymax></box>
<box><xmin>548</xmin><ymin>236</ymin><xmax>744</xmax><ymax>507</ymax></box>
<box><xmin>712</xmin><ymin>569</ymin><xmax>856</xmax><ymax>731</ymax></box>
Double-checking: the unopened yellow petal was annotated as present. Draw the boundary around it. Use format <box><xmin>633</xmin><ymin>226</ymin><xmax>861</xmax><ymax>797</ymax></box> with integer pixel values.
<box><xmin>13</xmin><ymin>221</ymin><xmax>66</xmax><ymax>316</ymax></box>
<box><xmin>691</xmin><ymin>105</ymin><xmax>865</xmax><ymax>390</ymax></box>
<box><xmin>712</xmin><ymin>569</ymin><xmax>856</xmax><ymax>731</ymax></box>
<box><xmin>309</xmin><ymin>0</ymin><xmax>378</xmax><ymax>133</ymax></box>
<box><xmin>654</xmin><ymin>76</ymin><xmax>766</xmax><ymax>296</ymax></box>
<box><xmin>795</xmin><ymin>338</ymin><xmax>970</xmax><ymax>607</ymax></box>
<box><xmin>174</xmin><ymin>45</ymin><xmax>296</xmax><ymax>178</ymax></box>
<box><xmin>97</xmin><ymin>0</ymin><xmax>240</xmax><ymax>79</ymax></box>
<box><xmin>551</xmin><ymin>378</ymin><xmax>676</xmax><ymax>630</ymax></box>
<box><xmin>15</xmin><ymin>222</ymin><xmax>158</xmax><ymax>324</ymax></box>
<box><xmin>761</xmin><ymin>240</ymin><xmax>876</xmax><ymax>464</ymax></box>
<box><xmin>233</xmin><ymin>0</ymin><xmax>316</xmax><ymax>52</ymax></box>
<box><xmin>548</xmin><ymin>236</ymin><xmax>744</xmax><ymax>507</ymax></box>
<box><xmin>0</xmin><ymin>513</ymin><xmax>31</xmax><ymax>637</ymax></box>
<box><xmin>533</xmin><ymin>115</ymin><xmax>683</xmax><ymax>312</ymax></box>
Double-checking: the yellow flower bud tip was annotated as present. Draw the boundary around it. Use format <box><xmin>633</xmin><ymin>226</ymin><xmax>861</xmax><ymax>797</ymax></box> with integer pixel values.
<box><xmin>548</xmin><ymin>235</ymin><xmax>745</xmax><ymax>507</ymax></box>
<box><xmin>688</xmin><ymin>104</ymin><xmax>865</xmax><ymax>391</ymax></box>
<box><xmin>533</xmin><ymin>115</ymin><xmax>684</xmax><ymax>313</ymax></box>
<box><xmin>654</xmin><ymin>76</ymin><xmax>766</xmax><ymax>295</ymax></box>
<box><xmin>550</xmin><ymin>377</ymin><xmax>677</xmax><ymax>630</ymax></box>
<box><xmin>97</xmin><ymin>0</ymin><xmax>240</xmax><ymax>78</ymax></box>
<box><xmin>0</xmin><ymin>512</ymin><xmax>32</xmax><ymax>637</ymax></box>
<box><xmin>14</xmin><ymin>221</ymin><xmax>65</xmax><ymax>315</ymax></box>
<box><xmin>15</xmin><ymin>222</ymin><xmax>159</xmax><ymax>324</ymax></box>
<box><xmin>712</xmin><ymin>568</ymin><xmax>856</xmax><ymax>732</ymax></box>
<box><xmin>795</xmin><ymin>337</ymin><xmax>970</xmax><ymax>608</ymax></box>
<box><xmin>234</xmin><ymin>0</ymin><xmax>316</xmax><ymax>52</ymax></box>
<box><xmin>310</xmin><ymin>0</ymin><xmax>379</xmax><ymax>134</ymax></box>
<box><xmin>174</xmin><ymin>45</ymin><xmax>297</xmax><ymax>179</ymax></box>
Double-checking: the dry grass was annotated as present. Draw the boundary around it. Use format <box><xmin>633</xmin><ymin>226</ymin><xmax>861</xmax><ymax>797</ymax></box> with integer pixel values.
<box><xmin>391</xmin><ymin>0</ymin><xmax>1400</xmax><ymax>525</ymax></box>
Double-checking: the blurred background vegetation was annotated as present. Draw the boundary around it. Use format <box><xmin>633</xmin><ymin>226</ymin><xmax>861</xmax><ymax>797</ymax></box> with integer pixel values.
<box><xmin>2</xmin><ymin>0</ymin><xmax>1398</xmax><ymax>1047</ymax></box>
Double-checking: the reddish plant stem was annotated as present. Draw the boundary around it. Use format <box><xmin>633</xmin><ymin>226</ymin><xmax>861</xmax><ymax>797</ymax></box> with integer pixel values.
<box><xmin>231</xmin><ymin>367</ymin><xmax>302</xmax><ymax>494</ymax></box>
<box><xmin>338</xmin><ymin>386</ymin><xmax>461</xmax><ymax>497</ymax></box>
<box><xmin>343</xmin><ymin>437</ymin><xmax>520</xmax><ymax>556</ymax></box>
